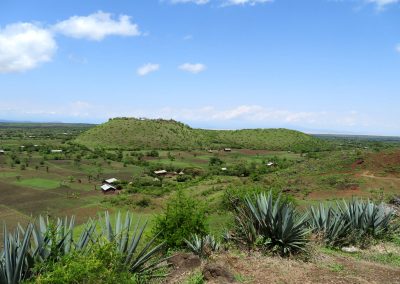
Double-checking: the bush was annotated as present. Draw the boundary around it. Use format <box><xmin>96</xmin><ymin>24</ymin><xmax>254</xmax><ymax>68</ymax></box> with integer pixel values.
<box><xmin>146</xmin><ymin>150</ymin><xmax>159</xmax><ymax>157</ymax></box>
<box><xmin>177</xmin><ymin>175</ymin><xmax>192</xmax><ymax>183</ymax></box>
<box><xmin>135</xmin><ymin>197</ymin><xmax>151</xmax><ymax>208</ymax></box>
<box><xmin>30</xmin><ymin>243</ymin><xmax>135</xmax><ymax>284</ymax></box>
<box><xmin>153</xmin><ymin>190</ymin><xmax>208</xmax><ymax>248</ymax></box>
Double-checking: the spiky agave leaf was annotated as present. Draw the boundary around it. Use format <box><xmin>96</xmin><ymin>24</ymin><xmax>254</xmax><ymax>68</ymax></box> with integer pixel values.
<box><xmin>308</xmin><ymin>204</ymin><xmax>352</xmax><ymax>247</ymax></box>
<box><xmin>244</xmin><ymin>192</ymin><xmax>310</xmax><ymax>256</ymax></box>
<box><xmin>0</xmin><ymin>224</ymin><xmax>34</xmax><ymax>284</ymax></box>
<box><xmin>99</xmin><ymin>211</ymin><xmax>167</xmax><ymax>276</ymax></box>
<box><xmin>337</xmin><ymin>199</ymin><xmax>396</xmax><ymax>240</ymax></box>
<box><xmin>31</xmin><ymin>215</ymin><xmax>76</xmax><ymax>262</ymax></box>
<box><xmin>185</xmin><ymin>234</ymin><xmax>220</xmax><ymax>258</ymax></box>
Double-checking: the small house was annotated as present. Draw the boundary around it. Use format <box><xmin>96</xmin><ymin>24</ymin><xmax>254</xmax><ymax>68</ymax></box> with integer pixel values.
<box><xmin>224</xmin><ymin>148</ymin><xmax>232</xmax><ymax>152</ymax></box>
<box><xmin>101</xmin><ymin>184</ymin><xmax>116</xmax><ymax>193</ymax></box>
<box><xmin>154</xmin><ymin>170</ymin><xmax>167</xmax><ymax>175</ymax></box>
<box><xmin>266</xmin><ymin>162</ymin><xmax>275</xmax><ymax>167</ymax></box>
<box><xmin>51</xmin><ymin>150</ymin><xmax>63</xmax><ymax>153</ymax></box>
<box><xmin>104</xmin><ymin>178</ymin><xmax>118</xmax><ymax>184</ymax></box>
<box><xmin>221</xmin><ymin>167</ymin><xmax>228</xmax><ymax>171</ymax></box>
<box><xmin>0</xmin><ymin>149</ymin><xmax>5</xmax><ymax>155</ymax></box>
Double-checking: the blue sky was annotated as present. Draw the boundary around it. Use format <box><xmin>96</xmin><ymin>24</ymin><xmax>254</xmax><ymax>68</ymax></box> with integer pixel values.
<box><xmin>0</xmin><ymin>0</ymin><xmax>399</xmax><ymax>135</ymax></box>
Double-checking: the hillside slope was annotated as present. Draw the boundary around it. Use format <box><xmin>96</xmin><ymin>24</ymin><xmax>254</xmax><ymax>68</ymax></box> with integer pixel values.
<box><xmin>75</xmin><ymin>118</ymin><xmax>327</xmax><ymax>151</ymax></box>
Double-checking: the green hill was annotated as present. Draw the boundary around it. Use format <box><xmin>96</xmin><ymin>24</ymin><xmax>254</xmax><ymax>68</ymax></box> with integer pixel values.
<box><xmin>75</xmin><ymin>117</ymin><xmax>328</xmax><ymax>151</ymax></box>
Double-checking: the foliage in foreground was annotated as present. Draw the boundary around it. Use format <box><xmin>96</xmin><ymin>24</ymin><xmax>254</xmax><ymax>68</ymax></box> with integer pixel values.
<box><xmin>185</xmin><ymin>234</ymin><xmax>220</xmax><ymax>258</ymax></box>
<box><xmin>30</xmin><ymin>243</ymin><xmax>136</xmax><ymax>284</ymax></box>
<box><xmin>232</xmin><ymin>191</ymin><xmax>310</xmax><ymax>256</ymax></box>
<box><xmin>0</xmin><ymin>212</ymin><xmax>165</xmax><ymax>284</ymax></box>
<box><xmin>153</xmin><ymin>190</ymin><xmax>208</xmax><ymax>248</ymax></box>
<box><xmin>309</xmin><ymin>199</ymin><xmax>397</xmax><ymax>247</ymax></box>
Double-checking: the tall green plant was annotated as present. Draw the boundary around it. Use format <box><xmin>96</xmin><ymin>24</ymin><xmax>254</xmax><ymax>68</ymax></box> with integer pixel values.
<box><xmin>153</xmin><ymin>190</ymin><xmax>208</xmax><ymax>248</ymax></box>
<box><xmin>308</xmin><ymin>199</ymin><xmax>397</xmax><ymax>247</ymax></box>
<box><xmin>99</xmin><ymin>211</ymin><xmax>166</xmax><ymax>275</ymax></box>
<box><xmin>1</xmin><ymin>211</ymin><xmax>167</xmax><ymax>283</ymax></box>
<box><xmin>0</xmin><ymin>224</ymin><xmax>34</xmax><ymax>284</ymax></box>
<box><xmin>309</xmin><ymin>204</ymin><xmax>351</xmax><ymax>247</ymax></box>
<box><xmin>233</xmin><ymin>191</ymin><xmax>310</xmax><ymax>256</ymax></box>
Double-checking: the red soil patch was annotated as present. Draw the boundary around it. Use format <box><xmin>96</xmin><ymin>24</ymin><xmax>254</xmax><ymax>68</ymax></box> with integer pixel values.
<box><xmin>354</xmin><ymin>150</ymin><xmax>400</xmax><ymax>177</ymax></box>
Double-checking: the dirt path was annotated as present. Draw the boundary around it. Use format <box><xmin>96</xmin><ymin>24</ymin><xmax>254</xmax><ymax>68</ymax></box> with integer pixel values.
<box><xmin>360</xmin><ymin>171</ymin><xmax>400</xmax><ymax>181</ymax></box>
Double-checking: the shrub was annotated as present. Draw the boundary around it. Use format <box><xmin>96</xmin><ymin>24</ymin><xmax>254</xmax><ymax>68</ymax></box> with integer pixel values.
<box><xmin>153</xmin><ymin>190</ymin><xmax>208</xmax><ymax>248</ymax></box>
<box><xmin>135</xmin><ymin>197</ymin><xmax>151</xmax><ymax>208</ymax></box>
<box><xmin>146</xmin><ymin>150</ymin><xmax>159</xmax><ymax>157</ymax></box>
<box><xmin>31</xmin><ymin>243</ymin><xmax>135</xmax><ymax>284</ymax></box>
<box><xmin>176</xmin><ymin>175</ymin><xmax>192</xmax><ymax>183</ymax></box>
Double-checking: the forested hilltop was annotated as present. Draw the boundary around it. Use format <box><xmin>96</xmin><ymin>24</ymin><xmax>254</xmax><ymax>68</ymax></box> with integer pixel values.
<box><xmin>75</xmin><ymin>117</ymin><xmax>328</xmax><ymax>151</ymax></box>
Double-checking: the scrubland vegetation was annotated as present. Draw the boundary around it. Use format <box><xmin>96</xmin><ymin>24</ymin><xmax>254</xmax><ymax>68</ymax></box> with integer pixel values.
<box><xmin>1</xmin><ymin>119</ymin><xmax>400</xmax><ymax>283</ymax></box>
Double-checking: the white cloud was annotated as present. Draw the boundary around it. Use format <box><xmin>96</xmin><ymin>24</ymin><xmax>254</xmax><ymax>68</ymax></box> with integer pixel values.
<box><xmin>0</xmin><ymin>23</ymin><xmax>57</xmax><ymax>73</ymax></box>
<box><xmin>53</xmin><ymin>11</ymin><xmax>140</xmax><ymax>41</ymax></box>
<box><xmin>137</xmin><ymin>63</ymin><xmax>160</xmax><ymax>76</ymax></box>
<box><xmin>179</xmin><ymin>63</ymin><xmax>206</xmax><ymax>74</ymax></box>
<box><xmin>366</xmin><ymin>0</ymin><xmax>399</xmax><ymax>8</ymax></box>
<box><xmin>168</xmin><ymin>0</ymin><xmax>210</xmax><ymax>4</ymax></box>
<box><xmin>223</xmin><ymin>0</ymin><xmax>273</xmax><ymax>6</ymax></box>
<box><xmin>165</xmin><ymin>105</ymin><xmax>322</xmax><ymax>124</ymax></box>
<box><xmin>396</xmin><ymin>44</ymin><xmax>400</xmax><ymax>53</ymax></box>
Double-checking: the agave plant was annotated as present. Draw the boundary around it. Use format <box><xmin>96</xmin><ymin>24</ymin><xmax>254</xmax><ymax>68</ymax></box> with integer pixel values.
<box><xmin>244</xmin><ymin>192</ymin><xmax>310</xmax><ymax>256</ymax></box>
<box><xmin>1</xmin><ymin>211</ymin><xmax>168</xmax><ymax>283</ymax></box>
<box><xmin>99</xmin><ymin>211</ymin><xmax>166</xmax><ymax>275</ymax></box>
<box><xmin>337</xmin><ymin>199</ymin><xmax>396</xmax><ymax>240</ymax></box>
<box><xmin>232</xmin><ymin>206</ymin><xmax>259</xmax><ymax>251</ymax></box>
<box><xmin>308</xmin><ymin>199</ymin><xmax>396</xmax><ymax>247</ymax></box>
<box><xmin>31</xmin><ymin>215</ymin><xmax>75</xmax><ymax>262</ymax></box>
<box><xmin>185</xmin><ymin>234</ymin><xmax>220</xmax><ymax>258</ymax></box>
<box><xmin>0</xmin><ymin>224</ymin><xmax>34</xmax><ymax>284</ymax></box>
<box><xmin>308</xmin><ymin>204</ymin><xmax>352</xmax><ymax>247</ymax></box>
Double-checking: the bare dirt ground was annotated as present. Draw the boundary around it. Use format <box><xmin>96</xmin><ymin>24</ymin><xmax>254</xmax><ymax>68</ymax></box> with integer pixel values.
<box><xmin>168</xmin><ymin>251</ymin><xmax>400</xmax><ymax>284</ymax></box>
